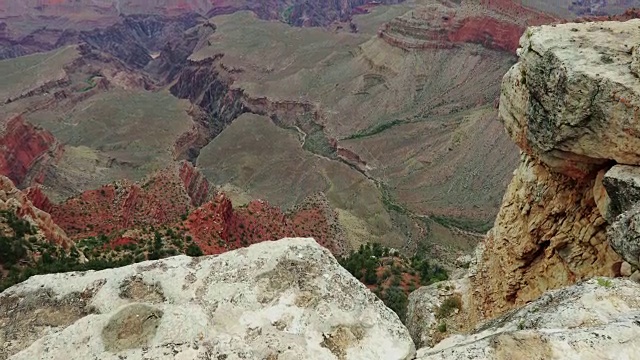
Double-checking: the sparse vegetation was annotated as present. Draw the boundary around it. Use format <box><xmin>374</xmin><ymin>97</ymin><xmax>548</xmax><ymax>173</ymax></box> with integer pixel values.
<box><xmin>437</xmin><ymin>322</ymin><xmax>447</xmax><ymax>333</ymax></box>
<box><xmin>0</xmin><ymin>210</ymin><xmax>36</xmax><ymax>266</ymax></box>
<box><xmin>430</xmin><ymin>215</ymin><xmax>493</xmax><ymax>234</ymax></box>
<box><xmin>597</xmin><ymin>278</ymin><xmax>613</xmax><ymax>288</ymax></box>
<box><xmin>344</xmin><ymin>119</ymin><xmax>406</xmax><ymax>140</ymax></box>
<box><xmin>338</xmin><ymin>242</ymin><xmax>448</xmax><ymax>323</ymax></box>
<box><xmin>436</xmin><ymin>295</ymin><xmax>463</xmax><ymax>319</ymax></box>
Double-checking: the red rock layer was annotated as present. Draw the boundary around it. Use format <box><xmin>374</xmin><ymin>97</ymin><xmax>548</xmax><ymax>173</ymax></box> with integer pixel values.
<box><xmin>43</xmin><ymin>161</ymin><xmax>207</xmax><ymax>239</ymax></box>
<box><xmin>184</xmin><ymin>193</ymin><xmax>347</xmax><ymax>256</ymax></box>
<box><xmin>178</xmin><ymin>161</ymin><xmax>210</xmax><ymax>207</ymax></box>
<box><xmin>0</xmin><ymin>175</ymin><xmax>70</xmax><ymax>247</ymax></box>
<box><xmin>379</xmin><ymin>0</ymin><xmax>558</xmax><ymax>53</ymax></box>
<box><xmin>0</xmin><ymin>116</ymin><xmax>63</xmax><ymax>188</ymax></box>
<box><xmin>34</xmin><ymin>161</ymin><xmax>348</xmax><ymax>257</ymax></box>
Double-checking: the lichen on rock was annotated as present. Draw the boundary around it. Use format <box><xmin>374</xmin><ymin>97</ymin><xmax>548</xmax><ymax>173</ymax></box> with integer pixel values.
<box><xmin>1</xmin><ymin>238</ymin><xmax>415</xmax><ymax>360</ymax></box>
<box><xmin>466</xmin><ymin>19</ymin><xmax>640</xmax><ymax>321</ymax></box>
<box><xmin>417</xmin><ymin>278</ymin><xmax>640</xmax><ymax>360</ymax></box>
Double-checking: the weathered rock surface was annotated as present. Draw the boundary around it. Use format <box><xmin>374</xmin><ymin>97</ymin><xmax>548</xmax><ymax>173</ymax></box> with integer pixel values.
<box><xmin>601</xmin><ymin>165</ymin><xmax>640</xmax><ymax>222</ymax></box>
<box><xmin>500</xmin><ymin>19</ymin><xmax>640</xmax><ymax>178</ymax></box>
<box><xmin>471</xmin><ymin>154</ymin><xmax>621</xmax><ymax>319</ymax></box>
<box><xmin>609</xmin><ymin>204</ymin><xmax>640</xmax><ymax>269</ymax></box>
<box><xmin>417</xmin><ymin>278</ymin><xmax>640</xmax><ymax>359</ymax></box>
<box><xmin>467</xmin><ymin>19</ymin><xmax>640</xmax><ymax>322</ymax></box>
<box><xmin>0</xmin><ymin>238</ymin><xmax>415</xmax><ymax>360</ymax></box>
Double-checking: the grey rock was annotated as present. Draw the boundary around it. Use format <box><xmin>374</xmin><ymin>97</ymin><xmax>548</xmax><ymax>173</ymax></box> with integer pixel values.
<box><xmin>0</xmin><ymin>238</ymin><xmax>415</xmax><ymax>360</ymax></box>
<box><xmin>631</xmin><ymin>45</ymin><xmax>640</xmax><ymax>78</ymax></box>
<box><xmin>417</xmin><ymin>278</ymin><xmax>640</xmax><ymax>359</ymax></box>
<box><xmin>608</xmin><ymin>204</ymin><xmax>640</xmax><ymax>268</ymax></box>
<box><xmin>602</xmin><ymin>165</ymin><xmax>640</xmax><ymax>222</ymax></box>
<box><xmin>499</xmin><ymin>19</ymin><xmax>640</xmax><ymax>177</ymax></box>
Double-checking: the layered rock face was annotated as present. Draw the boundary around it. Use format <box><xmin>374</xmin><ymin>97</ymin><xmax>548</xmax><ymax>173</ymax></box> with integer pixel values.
<box><xmin>0</xmin><ymin>175</ymin><xmax>69</xmax><ymax>248</ymax></box>
<box><xmin>470</xmin><ymin>19</ymin><xmax>640</xmax><ymax>319</ymax></box>
<box><xmin>378</xmin><ymin>0</ymin><xmax>556</xmax><ymax>53</ymax></box>
<box><xmin>0</xmin><ymin>117</ymin><xmax>63</xmax><ymax>188</ymax></box>
<box><xmin>0</xmin><ymin>238</ymin><xmax>415</xmax><ymax>360</ymax></box>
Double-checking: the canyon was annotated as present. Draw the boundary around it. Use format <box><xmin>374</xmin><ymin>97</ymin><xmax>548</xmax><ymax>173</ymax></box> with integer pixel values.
<box><xmin>2</xmin><ymin>1</ymin><xmax>640</xmax><ymax>359</ymax></box>
<box><xmin>0</xmin><ymin>0</ymin><xmax>547</xmax><ymax>265</ymax></box>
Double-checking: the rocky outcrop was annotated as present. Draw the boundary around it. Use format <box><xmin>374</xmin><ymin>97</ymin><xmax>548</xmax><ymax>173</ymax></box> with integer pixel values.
<box><xmin>417</xmin><ymin>278</ymin><xmax>640</xmax><ymax>359</ymax></box>
<box><xmin>0</xmin><ymin>175</ymin><xmax>70</xmax><ymax>247</ymax></box>
<box><xmin>609</xmin><ymin>204</ymin><xmax>640</xmax><ymax>269</ymax></box>
<box><xmin>500</xmin><ymin>19</ymin><xmax>640</xmax><ymax>178</ymax></box>
<box><xmin>184</xmin><ymin>192</ymin><xmax>350</xmax><ymax>257</ymax></box>
<box><xmin>596</xmin><ymin>165</ymin><xmax>640</xmax><ymax>222</ymax></box>
<box><xmin>472</xmin><ymin>155</ymin><xmax>621</xmax><ymax>318</ymax></box>
<box><xmin>0</xmin><ymin>238</ymin><xmax>415</xmax><ymax>360</ymax></box>
<box><xmin>30</xmin><ymin>160</ymin><xmax>350</xmax><ymax>257</ymax></box>
<box><xmin>178</xmin><ymin>161</ymin><xmax>211</xmax><ymax>207</ymax></box>
<box><xmin>0</xmin><ymin>117</ymin><xmax>63</xmax><ymax>188</ymax></box>
<box><xmin>43</xmin><ymin>161</ymin><xmax>211</xmax><ymax>240</ymax></box>
<box><xmin>467</xmin><ymin>19</ymin><xmax>640</xmax><ymax>320</ymax></box>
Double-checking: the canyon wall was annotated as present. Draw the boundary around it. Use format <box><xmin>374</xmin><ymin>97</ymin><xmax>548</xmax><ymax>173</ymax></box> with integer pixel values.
<box><xmin>470</xmin><ymin>18</ymin><xmax>640</xmax><ymax>319</ymax></box>
<box><xmin>0</xmin><ymin>175</ymin><xmax>70</xmax><ymax>248</ymax></box>
<box><xmin>0</xmin><ymin>117</ymin><xmax>63</xmax><ymax>188</ymax></box>
<box><xmin>378</xmin><ymin>0</ymin><xmax>557</xmax><ymax>53</ymax></box>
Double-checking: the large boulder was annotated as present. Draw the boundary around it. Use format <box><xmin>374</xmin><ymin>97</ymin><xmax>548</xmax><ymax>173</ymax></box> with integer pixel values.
<box><xmin>0</xmin><ymin>238</ymin><xmax>415</xmax><ymax>360</ymax></box>
<box><xmin>609</xmin><ymin>204</ymin><xmax>640</xmax><ymax>269</ymax></box>
<box><xmin>417</xmin><ymin>278</ymin><xmax>640</xmax><ymax>359</ymax></box>
<box><xmin>500</xmin><ymin>19</ymin><xmax>640</xmax><ymax>178</ymax></box>
<box><xmin>600</xmin><ymin>165</ymin><xmax>640</xmax><ymax>222</ymax></box>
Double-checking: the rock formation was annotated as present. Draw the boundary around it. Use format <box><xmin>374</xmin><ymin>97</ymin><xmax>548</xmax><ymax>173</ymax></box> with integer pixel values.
<box><xmin>0</xmin><ymin>238</ymin><xmax>415</xmax><ymax>360</ymax></box>
<box><xmin>0</xmin><ymin>117</ymin><xmax>63</xmax><ymax>188</ymax></box>
<box><xmin>417</xmin><ymin>278</ymin><xmax>640</xmax><ymax>359</ymax></box>
<box><xmin>0</xmin><ymin>175</ymin><xmax>69</xmax><ymax>248</ymax></box>
<box><xmin>378</xmin><ymin>0</ymin><xmax>557</xmax><ymax>53</ymax></box>
<box><xmin>468</xmin><ymin>18</ymin><xmax>640</xmax><ymax>320</ymax></box>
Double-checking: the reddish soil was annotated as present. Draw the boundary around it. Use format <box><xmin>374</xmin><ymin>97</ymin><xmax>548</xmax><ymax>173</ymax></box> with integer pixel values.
<box><xmin>42</xmin><ymin>162</ymin><xmax>200</xmax><ymax>239</ymax></box>
<box><xmin>184</xmin><ymin>193</ymin><xmax>347</xmax><ymax>256</ymax></box>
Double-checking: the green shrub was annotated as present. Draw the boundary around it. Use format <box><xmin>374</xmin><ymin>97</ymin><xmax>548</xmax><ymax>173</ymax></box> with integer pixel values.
<box><xmin>186</xmin><ymin>243</ymin><xmax>204</xmax><ymax>257</ymax></box>
<box><xmin>437</xmin><ymin>322</ymin><xmax>447</xmax><ymax>333</ymax></box>
<box><xmin>436</xmin><ymin>295</ymin><xmax>462</xmax><ymax>319</ymax></box>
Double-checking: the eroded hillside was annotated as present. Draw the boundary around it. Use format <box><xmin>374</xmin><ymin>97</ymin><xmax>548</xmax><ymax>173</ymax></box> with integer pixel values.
<box><xmin>0</xmin><ymin>1</ymin><xmax>539</xmax><ymax>263</ymax></box>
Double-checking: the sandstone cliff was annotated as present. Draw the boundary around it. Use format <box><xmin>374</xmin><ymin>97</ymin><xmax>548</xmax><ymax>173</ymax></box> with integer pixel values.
<box><xmin>404</xmin><ymin>18</ymin><xmax>640</xmax><ymax>350</ymax></box>
<box><xmin>466</xmin><ymin>18</ymin><xmax>640</xmax><ymax>319</ymax></box>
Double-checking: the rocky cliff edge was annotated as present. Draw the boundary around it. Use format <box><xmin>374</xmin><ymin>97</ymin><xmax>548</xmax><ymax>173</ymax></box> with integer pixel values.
<box><xmin>0</xmin><ymin>238</ymin><xmax>415</xmax><ymax>360</ymax></box>
<box><xmin>473</xmin><ymin>18</ymin><xmax>640</xmax><ymax>319</ymax></box>
<box><xmin>406</xmin><ymin>17</ymin><xmax>640</xmax><ymax>357</ymax></box>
